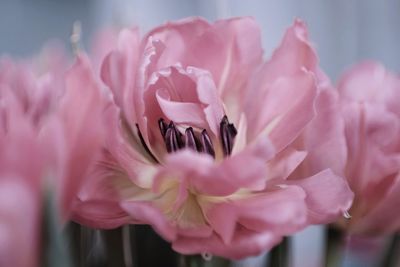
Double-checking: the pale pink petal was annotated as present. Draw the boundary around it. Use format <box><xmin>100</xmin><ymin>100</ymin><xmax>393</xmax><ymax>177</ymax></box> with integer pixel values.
<box><xmin>160</xmin><ymin>140</ymin><xmax>275</xmax><ymax>197</ymax></box>
<box><xmin>290</xmin><ymin>170</ymin><xmax>354</xmax><ymax>224</ymax></box>
<box><xmin>147</xmin><ymin>16</ymin><xmax>263</xmax><ymax>91</ymax></box>
<box><xmin>215</xmin><ymin>138</ymin><xmax>276</xmax><ymax>191</ymax></box>
<box><xmin>265</xmin><ymin>148</ymin><xmax>307</xmax><ymax>181</ymax></box>
<box><xmin>90</xmin><ymin>27</ymin><xmax>119</xmax><ymax>75</ymax></box>
<box><xmin>260</xmin><ymin>19</ymin><xmax>318</xmax><ymax>78</ymax></box>
<box><xmin>186</xmin><ymin>67</ymin><xmax>224</xmax><ymax>136</ymax></box>
<box><xmin>355</xmin><ymin>174</ymin><xmax>400</xmax><ymax>234</ymax></box>
<box><xmin>236</xmin><ymin>186</ymin><xmax>307</xmax><ymax>234</ymax></box>
<box><xmin>0</xmin><ymin>179</ymin><xmax>40</xmax><ymax>267</ymax></box>
<box><xmin>156</xmin><ymin>88</ymin><xmax>206</xmax><ymax>127</ymax></box>
<box><xmin>145</xmin><ymin>17</ymin><xmax>210</xmax><ymax>69</ymax></box>
<box><xmin>244</xmin><ymin>19</ymin><xmax>319</xmax><ymax>144</ymax></box>
<box><xmin>147</xmin><ymin>17</ymin><xmax>263</xmax><ymax>123</ymax></box>
<box><xmin>343</xmin><ymin>103</ymin><xmax>400</xmax><ymax>191</ymax></box>
<box><xmin>101</xmin><ymin>28</ymin><xmax>141</xmax><ymax>127</ymax></box>
<box><xmin>134</xmin><ymin>38</ymin><xmax>167</xmax><ymax>146</ymax></box>
<box><xmin>205</xmin><ymin>185</ymin><xmax>307</xmax><ymax>244</ymax></box>
<box><xmin>337</xmin><ymin>61</ymin><xmax>396</xmax><ymax>104</ymax></box>
<box><xmin>160</xmin><ymin>150</ymin><xmax>238</xmax><ymax>196</ymax></box>
<box><xmin>145</xmin><ymin>65</ymin><xmax>224</xmax><ymax>138</ymax></box>
<box><xmin>72</xmin><ymin>151</ymin><xmax>132</xmax><ymax>229</ymax></box>
<box><xmin>247</xmin><ymin>71</ymin><xmax>317</xmax><ymax>152</ymax></box>
<box><xmin>58</xmin><ymin>54</ymin><xmax>105</xmax><ymax>220</ymax></box>
<box><xmin>297</xmin><ymin>89</ymin><xmax>347</xmax><ymax>176</ymax></box>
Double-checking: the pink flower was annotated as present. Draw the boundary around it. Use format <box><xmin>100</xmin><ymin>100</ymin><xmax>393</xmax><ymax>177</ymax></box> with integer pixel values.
<box><xmin>0</xmin><ymin>54</ymin><xmax>104</xmax><ymax>266</ymax></box>
<box><xmin>335</xmin><ymin>62</ymin><xmax>400</xmax><ymax>235</ymax></box>
<box><xmin>0</xmin><ymin>98</ymin><xmax>42</xmax><ymax>267</ymax></box>
<box><xmin>75</xmin><ymin>17</ymin><xmax>353</xmax><ymax>259</ymax></box>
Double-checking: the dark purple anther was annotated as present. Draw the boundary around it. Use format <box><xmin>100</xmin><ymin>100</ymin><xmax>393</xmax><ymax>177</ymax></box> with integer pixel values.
<box><xmin>157</xmin><ymin>116</ymin><xmax>235</xmax><ymax>158</ymax></box>
<box><xmin>185</xmin><ymin>127</ymin><xmax>199</xmax><ymax>151</ymax></box>
<box><xmin>201</xmin><ymin>129</ymin><xmax>215</xmax><ymax>158</ymax></box>
<box><xmin>220</xmin><ymin>115</ymin><xmax>237</xmax><ymax>156</ymax></box>
<box><xmin>135</xmin><ymin>123</ymin><xmax>158</xmax><ymax>163</ymax></box>
<box><xmin>158</xmin><ymin>118</ymin><xmax>167</xmax><ymax>137</ymax></box>
<box><xmin>164</xmin><ymin>121</ymin><xmax>182</xmax><ymax>153</ymax></box>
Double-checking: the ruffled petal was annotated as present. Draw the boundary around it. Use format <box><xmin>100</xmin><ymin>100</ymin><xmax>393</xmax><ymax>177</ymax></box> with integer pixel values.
<box><xmin>290</xmin><ymin>170</ymin><xmax>354</xmax><ymax>224</ymax></box>
<box><xmin>204</xmin><ymin>185</ymin><xmax>307</xmax><ymax>244</ymax></box>
<box><xmin>247</xmin><ymin>71</ymin><xmax>317</xmax><ymax>152</ymax></box>
<box><xmin>244</xmin><ymin>20</ymin><xmax>319</xmax><ymax>147</ymax></box>
<box><xmin>297</xmin><ymin>89</ymin><xmax>347</xmax><ymax>177</ymax></box>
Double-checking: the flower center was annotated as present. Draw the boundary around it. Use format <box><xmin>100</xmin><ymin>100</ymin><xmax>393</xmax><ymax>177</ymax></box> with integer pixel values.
<box><xmin>158</xmin><ymin>115</ymin><xmax>237</xmax><ymax>158</ymax></box>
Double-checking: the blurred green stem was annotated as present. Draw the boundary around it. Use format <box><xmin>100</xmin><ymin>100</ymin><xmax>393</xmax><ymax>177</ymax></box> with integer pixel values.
<box><xmin>325</xmin><ymin>227</ymin><xmax>344</xmax><ymax>267</ymax></box>
<box><xmin>178</xmin><ymin>254</ymin><xmax>230</xmax><ymax>267</ymax></box>
<box><xmin>380</xmin><ymin>234</ymin><xmax>400</xmax><ymax>267</ymax></box>
<box><xmin>268</xmin><ymin>237</ymin><xmax>290</xmax><ymax>267</ymax></box>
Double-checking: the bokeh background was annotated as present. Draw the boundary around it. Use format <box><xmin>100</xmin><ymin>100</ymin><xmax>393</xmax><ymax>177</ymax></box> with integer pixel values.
<box><xmin>1</xmin><ymin>0</ymin><xmax>400</xmax><ymax>81</ymax></box>
<box><xmin>1</xmin><ymin>1</ymin><xmax>398</xmax><ymax>266</ymax></box>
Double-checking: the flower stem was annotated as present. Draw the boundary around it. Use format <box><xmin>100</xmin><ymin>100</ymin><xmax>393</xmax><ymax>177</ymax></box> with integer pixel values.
<box><xmin>179</xmin><ymin>254</ymin><xmax>230</xmax><ymax>267</ymax></box>
<box><xmin>268</xmin><ymin>237</ymin><xmax>290</xmax><ymax>267</ymax></box>
<box><xmin>325</xmin><ymin>227</ymin><xmax>344</xmax><ymax>267</ymax></box>
<box><xmin>380</xmin><ymin>234</ymin><xmax>400</xmax><ymax>267</ymax></box>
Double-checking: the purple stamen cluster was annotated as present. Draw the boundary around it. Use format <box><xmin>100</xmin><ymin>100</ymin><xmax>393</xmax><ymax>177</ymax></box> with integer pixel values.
<box><xmin>158</xmin><ymin>116</ymin><xmax>237</xmax><ymax>158</ymax></box>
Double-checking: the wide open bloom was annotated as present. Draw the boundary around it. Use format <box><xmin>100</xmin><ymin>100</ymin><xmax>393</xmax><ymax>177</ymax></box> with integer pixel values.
<box><xmin>335</xmin><ymin>62</ymin><xmax>400</xmax><ymax>235</ymax></box>
<box><xmin>75</xmin><ymin>17</ymin><xmax>353</xmax><ymax>259</ymax></box>
<box><xmin>0</xmin><ymin>54</ymin><xmax>104</xmax><ymax>266</ymax></box>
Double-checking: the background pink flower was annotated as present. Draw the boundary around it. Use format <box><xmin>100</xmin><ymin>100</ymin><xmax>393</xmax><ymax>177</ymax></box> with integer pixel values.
<box><xmin>335</xmin><ymin>62</ymin><xmax>400</xmax><ymax>235</ymax></box>
<box><xmin>0</xmin><ymin>54</ymin><xmax>105</xmax><ymax>266</ymax></box>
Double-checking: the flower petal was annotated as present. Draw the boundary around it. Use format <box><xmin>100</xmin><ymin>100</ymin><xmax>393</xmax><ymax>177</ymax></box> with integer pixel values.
<box><xmin>204</xmin><ymin>185</ymin><xmax>307</xmax><ymax>244</ymax></box>
<box><xmin>298</xmin><ymin>89</ymin><xmax>347</xmax><ymax>176</ymax></box>
<box><xmin>248</xmin><ymin>71</ymin><xmax>317</xmax><ymax>152</ymax></box>
<box><xmin>58</xmin><ymin>55</ymin><xmax>105</xmax><ymax>219</ymax></box>
<box><xmin>156</xmin><ymin>88</ymin><xmax>206</xmax><ymax>128</ymax></box>
<box><xmin>290</xmin><ymin>169</ymin><xmax>354</xmax><ymax>224</ymax></box>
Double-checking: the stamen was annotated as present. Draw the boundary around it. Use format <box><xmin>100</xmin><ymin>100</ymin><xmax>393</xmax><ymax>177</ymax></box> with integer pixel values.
<box><xmin>201</xmin><ymin>129</ymin><xmax>215</xmax><ymax>158</ymax></box>
<box><xmin>220</xmin><ymin>115</ymin><xmax>237</xmax><ymax>156</ymax></box>
<box><xmin>185</xmin><ymin>127</ymin><xmax>199</xmax><ymax>151</ymax></box>
<box><xmin>164</xmin><ymin>121</ymin><xmax>182</xmax><ymax>153</ymax></box>
<box><xmin>135</xmin><ymin>123</ymin><xmax>158</xmax><ymax>163</ymax></box>
<box><xmin>158</xmin><ymin>118</ymin><xmax>167</xmax><ymax>137</ymax></box>
<box><xmin>157</xmin><ymin>117</ymin><xmax>236</xmax><ymax>158</ymax></box>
